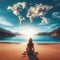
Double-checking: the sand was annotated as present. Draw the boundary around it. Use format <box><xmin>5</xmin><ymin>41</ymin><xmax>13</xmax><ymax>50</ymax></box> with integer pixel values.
<box><xmin>0</xmin><ymin>43</ymin><xmax>60</xmax><ymax>60</ymax></box>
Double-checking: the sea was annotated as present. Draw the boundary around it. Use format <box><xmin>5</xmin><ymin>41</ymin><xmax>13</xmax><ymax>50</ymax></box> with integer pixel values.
<box><xmin>0</xmin><ymin>36</ymin><xmax>60</xmax><ymax>43</ymax></box>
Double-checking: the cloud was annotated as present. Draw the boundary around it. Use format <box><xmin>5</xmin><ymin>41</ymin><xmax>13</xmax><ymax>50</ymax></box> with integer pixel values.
<box><xmin>52</xmin><ymin>12</ymin><xmax>60</xmax><ymax>19</ymax></box>
<box><xmin>0</xmin><ymin>17</ymin><xmax>14</xmax><ymax>26</ymax></box>
<box><xmin>27</xmin><ymin>4</ymin><xmax>53</xmax><ymax>24</ymax></box>
<box><xmin>17</xmin><ymin>2</ymin><xmax>26</xmax><ymax>9</ymax></box>
<box><xmin>7</xmin><ymin>2</ymin><xmax>26</xmax><ymax>24</ymax></box>
<box><xmin>41</xmin><ymin>17</ymin><xmax>48</xmax><ymax>24</ymax></box>
<box><xmin>18</xmin><ymin>16</ymin><xmax>25</xmax><ymax>24</ymax></box>
<box><xmin>38</xmin><ymin>24</ymin><xmax>57</xmax><ymax>32</ymax></box>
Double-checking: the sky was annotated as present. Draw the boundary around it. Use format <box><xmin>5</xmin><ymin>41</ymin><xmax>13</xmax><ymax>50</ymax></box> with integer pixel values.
<box><xmin>0</xmin><ymin>0</ymin><xmax>60</xmax><ymax>33</ymax></box>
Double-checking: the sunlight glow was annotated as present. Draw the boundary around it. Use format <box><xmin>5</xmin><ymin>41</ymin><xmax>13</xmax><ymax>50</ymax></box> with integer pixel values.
<box><xmin>19</xmin><ymin>26</ymin><xmax>38</xmax><ymax>39</ymax></box>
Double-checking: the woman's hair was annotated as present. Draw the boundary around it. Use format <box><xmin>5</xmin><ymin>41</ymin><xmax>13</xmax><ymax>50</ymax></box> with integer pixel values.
<box><xmin>28</xmin><ymin>38</ymin><xmax>32</xmax><ymax>44</ymax></box>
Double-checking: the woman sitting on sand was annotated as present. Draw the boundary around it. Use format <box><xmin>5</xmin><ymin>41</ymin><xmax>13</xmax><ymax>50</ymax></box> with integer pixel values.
<box><xmin>26</xmin><ymin>38</ymin><xmax>35</xmax><ymax>53</ymax></box>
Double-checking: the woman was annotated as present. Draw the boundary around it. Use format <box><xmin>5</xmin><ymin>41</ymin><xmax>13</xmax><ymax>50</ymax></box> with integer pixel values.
<box><xmin>26</xmin><ymin>38</ymin><xmax>35</xmax><ymax>53</ymax></box>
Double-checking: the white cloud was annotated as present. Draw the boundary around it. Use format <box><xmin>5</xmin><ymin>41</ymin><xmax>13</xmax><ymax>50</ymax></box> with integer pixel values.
<box><xmin>0</xmin><ymin>17</ymin><xmax>14</xmax><ymax>26</ymax></box>
<box><xmin>18</xmin><ymin>16</ymin><xmax>25</xmax><ymax>24</ymax></box>
<box><xmin>52</xmin><ymin>12</ymin><xmax>60</xmax><ymax>19</ymax></box>
<box><xmin>41</xmin><ymin>17</ymin><xmax>48</xmax><ymax>24</ymax></box>
<box><xmin>7</xmin><ymin>2</ymin><xmax>26</xmax><ymax>24</ymax></box>
<box><xmin>38</xmin><ymin>24</ymin><xmax>57</xmax><ymax>32</ymax></box>
<box><xmin>17</xmin><ymin>2</ymin><xmax>26</xmax><ymax>9</ymax></box>
<box><xmin>27</xmin><ymin>4</ymin><xmax>53</xmax><ymax>24</ymax></box>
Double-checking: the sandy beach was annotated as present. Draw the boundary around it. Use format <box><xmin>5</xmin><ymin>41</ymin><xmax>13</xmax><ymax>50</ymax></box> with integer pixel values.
<box><xmin>0</xmin><ymin>43</ymin><xmax>60</xmax><ymax>60</ymax></box>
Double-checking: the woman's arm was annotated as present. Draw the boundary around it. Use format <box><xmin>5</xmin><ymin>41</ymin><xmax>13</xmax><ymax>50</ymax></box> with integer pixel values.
<box><xmin>33</xmin><ymin>44</ymin><xmax>35</xmax><ymax>52</ymax></box>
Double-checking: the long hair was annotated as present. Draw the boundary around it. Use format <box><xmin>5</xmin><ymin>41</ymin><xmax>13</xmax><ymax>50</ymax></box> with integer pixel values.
<box><xmin>28</xmin><ymin>38</ymin><xmax>33</xmax><ymax>44</ymax></box>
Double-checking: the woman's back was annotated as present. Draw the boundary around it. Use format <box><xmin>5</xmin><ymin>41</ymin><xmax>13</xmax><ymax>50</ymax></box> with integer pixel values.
<box><xmin>27</xmin><ymin>43</ymin><xmax>34</xmax><ymax>51</ymax></box>
<box><xmin>26</xmin><ymin>38</ymin><xmax>34</xmax><ymax>52</ymax></box>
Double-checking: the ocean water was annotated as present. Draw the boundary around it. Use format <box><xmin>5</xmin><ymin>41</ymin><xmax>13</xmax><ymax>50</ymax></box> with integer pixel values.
<box><xmin>0</xmin><ymin>36</ymin><xmax>60</xmax><ymax>43</ymax></box>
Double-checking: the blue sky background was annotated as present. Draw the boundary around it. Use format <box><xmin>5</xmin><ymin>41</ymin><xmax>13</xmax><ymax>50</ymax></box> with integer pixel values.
<box><xmin>0</xmin><ymin>0</ymin><xmax>60</xmax><ymax>33</ymax></box>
